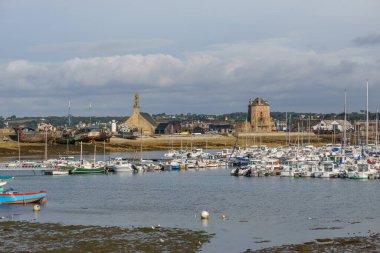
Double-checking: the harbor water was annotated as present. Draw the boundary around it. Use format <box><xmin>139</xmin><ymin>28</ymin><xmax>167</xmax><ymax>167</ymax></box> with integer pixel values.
<box><xmin>1</xmin><ymin>151</ymin><xmax>379</xmax><ymax>252</ymax></box>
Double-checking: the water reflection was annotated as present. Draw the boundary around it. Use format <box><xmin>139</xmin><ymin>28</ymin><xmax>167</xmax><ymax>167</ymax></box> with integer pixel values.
<box><xmin>201</xmin><ymin>219</ymin><xmax>209</xmax><ymax>227</ymax></box>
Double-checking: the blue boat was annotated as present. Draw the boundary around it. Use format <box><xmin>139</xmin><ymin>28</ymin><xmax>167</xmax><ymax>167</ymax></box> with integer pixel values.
<box><xmin>0</xmin><ymin>190</ymin><xmax>47</xmax><ymax>204</ymax></box>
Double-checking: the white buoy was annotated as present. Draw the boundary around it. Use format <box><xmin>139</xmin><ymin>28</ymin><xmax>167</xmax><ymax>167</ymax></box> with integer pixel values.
<box><xmin>201</xmin><ymin>211</ymin><xmax>209</xmax><ymax>220</ymax></box>
<box><xmin>33</xmin><ymin>205</ymin><xmax>41</xmax><ymax>211</ymax></box>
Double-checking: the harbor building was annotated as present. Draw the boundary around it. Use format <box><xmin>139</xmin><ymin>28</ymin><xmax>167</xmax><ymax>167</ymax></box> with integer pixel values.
<box><xmin>122</xmin><ymin>94</ymin><xmax>157</xmax><ymax>135</ymax></box>
<box><xmin>247</xmin><ymin>97</ymin><xmax>273</xmax><ymax>132</ymax></box>
<box><xmin>312</xmin><ymin>120</ymin><xmax>353</xmax><ymax>134</ymax></box>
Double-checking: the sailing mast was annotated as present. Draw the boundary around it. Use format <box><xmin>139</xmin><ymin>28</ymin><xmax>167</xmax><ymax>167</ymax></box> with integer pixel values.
<box><xmin>80</xmin><ymin>141</ymin><xmax>83</xmax><ymax>166</ymax></box>
<box><xmin>93</xmin><ymin>143</ymin><xmax>96</xmax><ymax>165</ymax></box>
<box><xmin>285</xmin><ymin>112</ymin><xmax>288</xmax><ymax>145</ymax></box>
<box><xmin>343</xmin><ymin>89</ymin><xmax>347</xmax><ymax>150</ymax></box>
<box><xmin>66</xmin><ymin>100</ymin><xmax>71</xmax><ymax>153</ymax></box>
<box><xmin>366</xmin><ymin>80</ymin><xmax>369</xmax><ymax>149</ymax></box>
<box><xmin>68</xmin><ymin>100</ymin><xmax>71</xmax><ymax>128</ymax></box>
<box><xmin>140</xmin><ymin>128</ymin><xmax>143</xmax><ymax>162</ymax></box>
<box><xmin>17</xmin><ymin>131</ymin><xmax>21</xmax><ymax>163</ymax></box>
<box><xmin>103</xmin><ymin>140</ymin><xmax>106</xmax><ymax>163</ymax></box>
<box><xmin>376</xmin><ymin>109</ymin><xmax>378</xmax><ymax>150</ymax></box>
<box><xmin>89</xmin><ymin>101</ymin><xmax>92</xmax><ymax>127</ymax></box>
<box><xmin>44</xmin><ymin>130</ymin><xmax>48</xmax><ymax>161</ymax></box>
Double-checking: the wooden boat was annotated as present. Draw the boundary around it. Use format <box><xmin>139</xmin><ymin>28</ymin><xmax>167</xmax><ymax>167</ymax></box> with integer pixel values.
<box><xmin>55</xmin><ymin>135</ymin><xmax>76</xmax><ymax>145</ymax></box>
<box><xmin>69</xmin><ymin>166</ymin><xmax>106</xmax><ymax>174</ymax></box>
<box><xmin>0</xmin><ymin>190</ymin><xmax>47</xmax><ymax>204</ymax></box>
<box><xmin>74</xmin><ymin>128</ymin><xmax>111</xmax><ymax>143</ymax></box>
<box><xmin>10</xmin><ymin>126</ymin><xmax>55</xmax><ymax>143</ymax></box>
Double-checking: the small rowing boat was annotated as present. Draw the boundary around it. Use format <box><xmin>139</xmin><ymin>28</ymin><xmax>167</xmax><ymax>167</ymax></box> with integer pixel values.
<box><xmin>0</xmin><ymin>190</ymin><xmax>47</xmax><ymax>204</ymax></box>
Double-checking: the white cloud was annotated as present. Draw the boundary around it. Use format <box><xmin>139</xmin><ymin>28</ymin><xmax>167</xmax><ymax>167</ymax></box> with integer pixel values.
<box><xmin>30</xmin><ymin>39</ymin><xmax>173</xmax><ymax>53</ymax></box>
<box><xmin>0</xmin><ymin>40</ymin><xmax>379</xmax><ymax>116</ymax></box>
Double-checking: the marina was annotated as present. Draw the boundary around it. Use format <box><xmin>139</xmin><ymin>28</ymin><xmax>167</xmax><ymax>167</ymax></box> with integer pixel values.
<box><xmin>2</xmin><ymin>1</ymin><xmax>380</xmax><ymax>252</ymax></box>
<box><xmin>0</xmin><ymin>150</ymin><xmax>379</xmax><ymax>252</ymax></box>
<box><xmin>0</xmin><ymin>142</ymin><xmax>379</xmax><ymax>252</ymax></box>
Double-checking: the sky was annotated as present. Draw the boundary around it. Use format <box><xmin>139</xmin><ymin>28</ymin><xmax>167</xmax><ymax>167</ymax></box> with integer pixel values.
<box><xmin>0</xmin><ymin>0</ymin><xmax>379</xmax><ymax>117</ymax></box>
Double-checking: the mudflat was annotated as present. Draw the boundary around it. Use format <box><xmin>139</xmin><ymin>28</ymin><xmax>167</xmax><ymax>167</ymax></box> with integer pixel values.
<box><xmin>0</xmin><ymin>221</ymin><xmax>212</xmax><ymax>253</ymax></box>
<box><xmin>0</xmin><ymin>133</ymin><xmax>325</xmax><ymax>160</ymax></box>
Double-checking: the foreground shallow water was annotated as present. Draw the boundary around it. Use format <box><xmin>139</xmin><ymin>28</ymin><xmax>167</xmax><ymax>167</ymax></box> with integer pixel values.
<box><xmin>1</xmin><ymin>152</ymin><xmax>379</xmax><ymax>252</ymax></box>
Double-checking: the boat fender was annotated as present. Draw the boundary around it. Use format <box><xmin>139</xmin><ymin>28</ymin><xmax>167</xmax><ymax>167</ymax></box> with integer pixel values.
<box><xmin>33</xmin><ymin>205</ymin><xmax>41</xmax><ymax>211</ymax></box>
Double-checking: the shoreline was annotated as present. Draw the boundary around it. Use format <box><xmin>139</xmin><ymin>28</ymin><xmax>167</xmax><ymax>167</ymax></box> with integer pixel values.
<box><xmin>0</xmin><ymin>220</ymin><xmax>378</xmax><ymax>252</ymax></box>
<box><xmin>0</xmin><ymin>133</ymin><xmax>329</xmax><ymax>161</ymax></box>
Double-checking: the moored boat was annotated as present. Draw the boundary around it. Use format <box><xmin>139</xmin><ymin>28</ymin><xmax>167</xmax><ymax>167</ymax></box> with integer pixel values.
<box><xmin>44</xmin><ymin>170</ymin><xmax>69</xmax><ymax>175</ymax></box>
<box><xmin>74</xmin><ymin>127</ymin><xmax>111</xmax><ymax>143</ymax></box>
<box><xmin>69</xmin><ymin>166</ymin><xmax>106</xmax><ymax>174</ymax></box>
<box><xmin>348</xmin><ymin>163</ymin><xmax>377</xmax><ymax>179</ymax></box>
<box><xmin>110</xmin><ymin>158</ymin><xmax>137</xmax><ymax>173</ymax></box>
<box><xmin>0</xmin><ymin>176</ymin><xmax>14</xmax><ymax>180</ymax></box>
<box><xmin>0</xmin><ymin>190</ymin><xmax>47</xmax><ymax>204</ymax></box>
<box><xmin>10</xmin><ymin>125</ymin><xmax>55</xmax><ymax>143</ymax></box>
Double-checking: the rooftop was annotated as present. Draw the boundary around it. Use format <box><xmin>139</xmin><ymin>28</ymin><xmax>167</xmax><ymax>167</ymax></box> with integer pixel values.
<box><xmin>249</xmin><ymin>97</ymin><xmax>270</xmax><ymax>106</ymax></box>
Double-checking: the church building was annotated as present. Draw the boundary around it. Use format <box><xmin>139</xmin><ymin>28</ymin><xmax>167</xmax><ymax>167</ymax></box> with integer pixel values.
<box><xmin>123</xmin><ymin>94</ymin><xmax>157</xmax><ymax>135</ymax></box>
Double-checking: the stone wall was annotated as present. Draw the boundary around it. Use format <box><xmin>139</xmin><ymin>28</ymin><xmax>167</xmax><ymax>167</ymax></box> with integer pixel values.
<box><xmin>248</xmin><ymin>102</ymin><xmax>272</xmax><ymax>132</ymax></box>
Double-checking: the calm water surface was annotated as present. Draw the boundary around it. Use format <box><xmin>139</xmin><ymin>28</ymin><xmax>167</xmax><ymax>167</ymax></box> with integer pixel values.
<box><xmin>1</xmin><ymin>151</ymin><xmax>379</xmax><ymax>253</ymax></box>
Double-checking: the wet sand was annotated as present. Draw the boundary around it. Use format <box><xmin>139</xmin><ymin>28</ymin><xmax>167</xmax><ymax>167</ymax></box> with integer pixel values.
<box><xmin>245</xmin><ymin>233</ymin><xmax>380</xmax><ymax>253</ymax></box>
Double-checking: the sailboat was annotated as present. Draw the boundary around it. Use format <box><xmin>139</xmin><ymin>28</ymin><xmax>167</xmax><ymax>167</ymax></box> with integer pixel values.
<box><xmin>348</xmin><ymin>80</ymin><xmax>377</xmax><ymax>179</ymax></box>
<box><xmin>69</xmin><ymin>142</ymin><xmax>106</xmax><ymax>174</ymax></box>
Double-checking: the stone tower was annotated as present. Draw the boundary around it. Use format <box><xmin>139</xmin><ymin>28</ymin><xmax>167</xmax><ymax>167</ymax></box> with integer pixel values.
<box><xmin>247</xmin><ymin>97</ymin><xmax>272</xmax><ymax>132</ymax></box>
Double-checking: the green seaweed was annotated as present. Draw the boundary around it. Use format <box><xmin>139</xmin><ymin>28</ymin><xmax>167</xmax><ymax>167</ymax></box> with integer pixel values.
<box><xmin>0</xmin><ymin>221</ymin><xmax>212</xmax><ymax>253</ymax></box>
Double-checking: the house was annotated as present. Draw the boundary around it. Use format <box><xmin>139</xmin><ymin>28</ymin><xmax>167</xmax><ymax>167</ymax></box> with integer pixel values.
<box><xmin>192</xmin><ymin>126</ymin><xmax>205</xmax><ymax>134</ymax></box>
<box><xmin>312</xmin><ymin>120</ymin><xmax>353</xmax><ymax>133</ymax></box>
<box><xmin>155</xmin><ymin>123</ymin><xmax>174</xmax><ymax>134</ymax></box>
<box><xmin>209</xmin><ymin>124</ymin><xmax>234</xmax><ymax>133</ymax></box>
